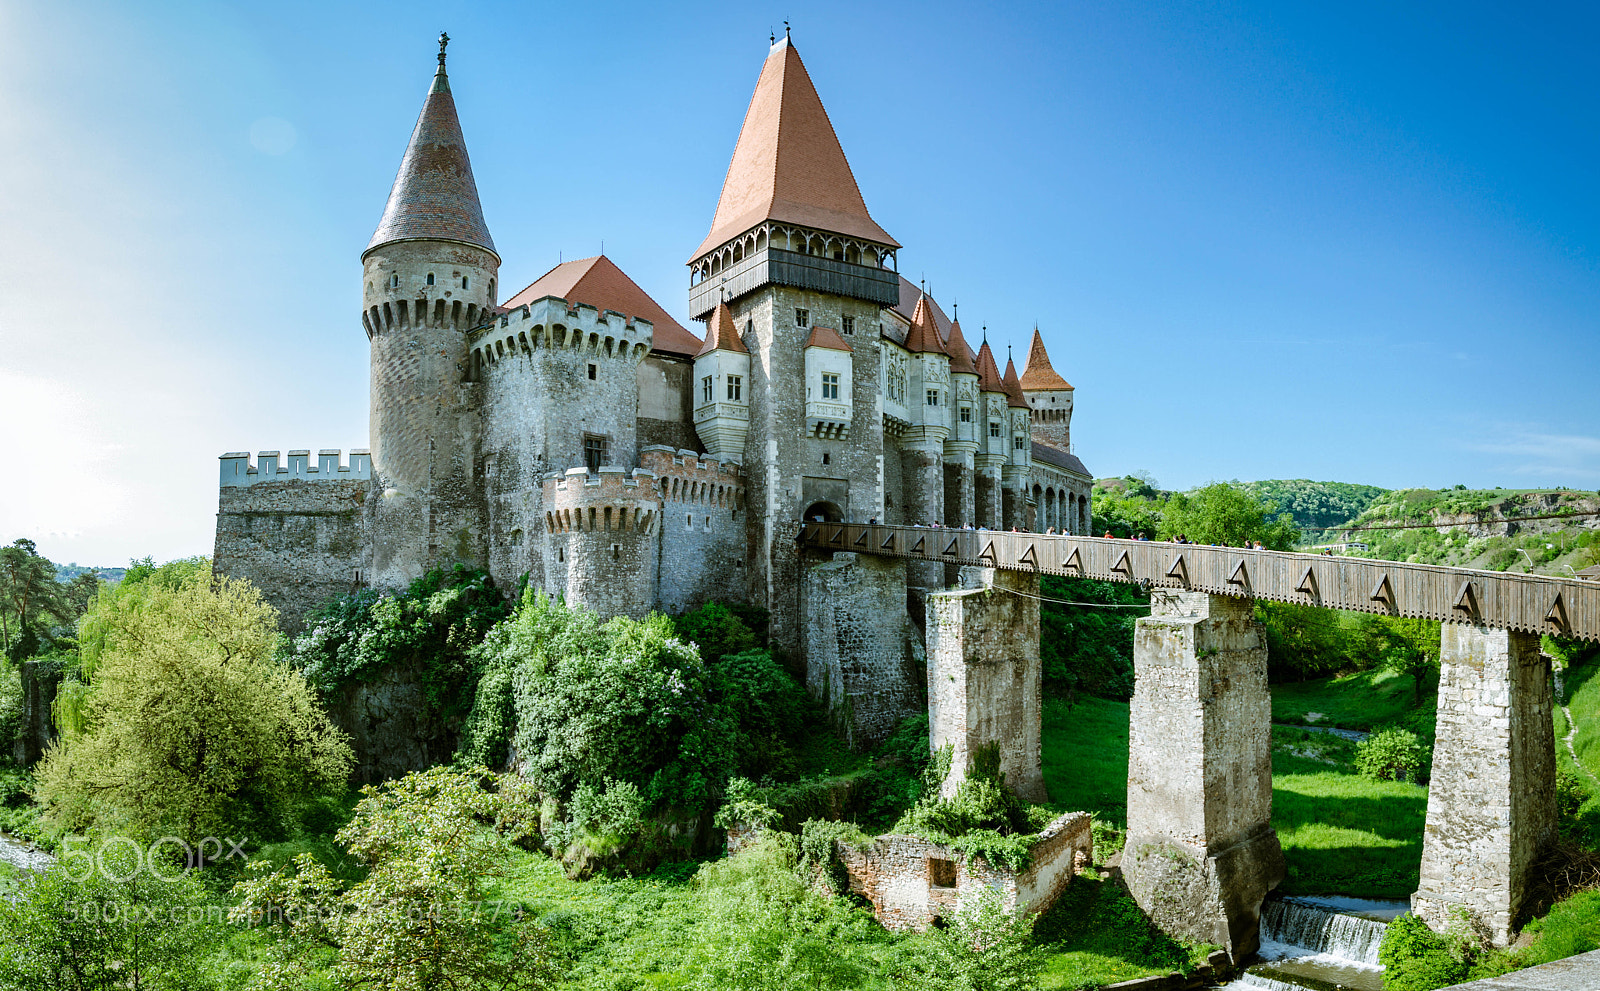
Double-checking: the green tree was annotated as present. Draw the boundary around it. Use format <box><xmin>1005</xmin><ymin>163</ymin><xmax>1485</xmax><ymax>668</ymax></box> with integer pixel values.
<box><xmin>1355</xmin><ymin>615</ymin><xmax>1441</xmax><ymax>705</ymax></box>
<box><xmin>232</xmin><ymin>766</ymin><xmax>555</xmax><ymax>991</ymax></box>
<box><xmin>0</xmin><ymin>539</ymin><xmax>69</xmax><ymax>661</ymax></box>
<box><xmin>34</xmin><ymin>565</ymin><xmax>352</xmax><ymax>842</ymax></box>
<box><xmin>1257</xmin><ymin>601</ymin><xmax>1348</xmax><ymax>681</ymax></box>
<box><xmin>0</xmin><ymin>842</ymin><xmax>225</xmax><ymax>991</ymax></box>
<box><xmin>1158</xmin><ymin>483</ymin><xmax>1300</xmax><ymax>549</ymax></box>
<box><xmin>893</xmin><ymin>886</ymin><xmax>1043</xmax><ymax>991</ymax></box>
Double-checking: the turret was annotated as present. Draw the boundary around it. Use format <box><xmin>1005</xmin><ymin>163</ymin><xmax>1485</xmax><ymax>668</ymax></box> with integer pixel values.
<box><xmin>362</xmin><ymin>34</ymin><xmax>499</xmax><ymax>583</ymax></box>
<box><xmin>693</xmin><ymin>301</ymin><xmax>751</xmax><ymax>463</ymax></box>
<box><xmin>973</xmin><ymin>337</ymin><xmax>1008</xmax><ymax>528</ymax></box>
<box><xmin>1019</xmin><ymin>327</ymin><xmax>1074</xmax><ymax>452</ymax></box>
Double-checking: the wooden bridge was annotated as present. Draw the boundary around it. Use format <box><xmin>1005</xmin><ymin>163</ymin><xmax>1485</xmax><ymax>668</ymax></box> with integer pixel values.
<box><xmin>796</xmin><ymin>522</ymin><xmax>1600</xmax><ymax>642</ymax></box>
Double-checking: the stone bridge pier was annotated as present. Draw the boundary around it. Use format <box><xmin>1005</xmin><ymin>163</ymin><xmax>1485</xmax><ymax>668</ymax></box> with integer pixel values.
<box><xmin>925</xmin><ymin>567</ymin><xmax>1046</xmax><ymax>803</ymax></box>
<box><xmin>1123</xmin><ymin>591</ymin><xmax>1283</xmax><ymax>960</ymax></box>
<box><xmin>1414</xmin><ymin>625</ymin><xmax>1555</xmax><ymax>946</ymax></box>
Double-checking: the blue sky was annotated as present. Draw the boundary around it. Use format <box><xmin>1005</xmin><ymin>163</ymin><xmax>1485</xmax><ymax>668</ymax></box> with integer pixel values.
<box><xmin>1</xmin><ymin>1</ymin><xmax>1596</xmax><ymax>565</ymax></box>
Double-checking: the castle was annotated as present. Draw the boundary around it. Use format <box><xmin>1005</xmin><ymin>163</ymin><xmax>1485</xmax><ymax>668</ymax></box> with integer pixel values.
<box><xmin>213</xmin><ymin>33</ymin><xmax>1092</xmax><ymax>674</ymax></box>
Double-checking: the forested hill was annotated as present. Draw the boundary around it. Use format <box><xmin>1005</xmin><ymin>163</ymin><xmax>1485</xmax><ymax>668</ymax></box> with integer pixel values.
<box><xmin>1331</xmin><ymin>487</ymin><xmax>1600</xmax><ymax>574</ymax></box>
<box><xmin>1235</xmin><ymin>480</ymin><xmax>1388</xmax><ymax>531</ymax></box>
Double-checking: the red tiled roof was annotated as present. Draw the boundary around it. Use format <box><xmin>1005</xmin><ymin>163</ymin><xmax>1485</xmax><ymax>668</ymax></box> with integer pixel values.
<box><xmin>1002</xmin><ymin>358</ymin><xmax>1030</xmax><ymax>408</ymax></box>
<box><xmin>503</xmin><ymin>255</ymin><xmax>703</xmax><ymax>356</ymax></box>
<box><xmin>892</xmin><ymin>275</ymin><xmax>952</xmax><ymax>341</ymax></box>
<box><xmin>696</xmin><ymin>301</ymin><xmax>747</xmax><ymax>357</ymax></box>
<box><xmin>945</xmin><ymin>319</ymin><xmax>978</xmax><ymax>376</ymax></box>
<box><xmin>975</xmin><ymin>340</ymin><xmax>1004</xmax><ymax>394</ymax></box>
<box><xmin>804</xmin><ymin>325</ymin><xmax>854</xmax><ymax>352</ymax></box>
<box><xmin>1019</xmin><ymin>327</ymin><xmax>1072</xmax><ymax>391</ymax></box>
<box><xmin>691</xmin><ymin>38</ymin><xmax>898</xmax><ymax>262</ymax></box>
<box><xmin>904</xmin><ymin>295</ymin><xmax>945</xmax><ymax>355</ymax></box>
<box><xmin>367</xmin><ymin>59</ymin><xmax>496</xmax><ymax>259</ymax></box>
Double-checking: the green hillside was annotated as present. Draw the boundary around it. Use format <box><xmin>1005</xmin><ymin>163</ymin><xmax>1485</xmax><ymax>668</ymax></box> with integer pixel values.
<box><xmin>1236</xmin><ymin>479</ymin><xmax>1388</xmax><ymax>532</ymax></box>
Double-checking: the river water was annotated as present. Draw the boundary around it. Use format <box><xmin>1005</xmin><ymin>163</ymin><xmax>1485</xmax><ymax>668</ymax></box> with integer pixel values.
<box><xmin>0</xmin><ymin>832</ymin><xmax>54</xmax><ymax>873</ymax></box>
<box><xmin>1218</xmin><ymin>895</ymin><xmax>1408</xmax><ymax>991</ymax></box>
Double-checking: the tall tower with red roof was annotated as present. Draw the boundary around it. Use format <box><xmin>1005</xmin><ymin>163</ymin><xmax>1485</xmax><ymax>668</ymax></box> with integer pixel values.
<box><xmin>361</xmin><ymin>34</ymin><xmax>500</xmax><ymax>585</ymax></box>
<box><xmin>688</xmin><ymin>34</ymin><xmax>912</xmax><ymax>652</ymax></box>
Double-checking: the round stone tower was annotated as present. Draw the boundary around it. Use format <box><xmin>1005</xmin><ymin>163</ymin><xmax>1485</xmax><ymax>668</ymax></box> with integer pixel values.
<box><xmin>361</xmin><ymin>34</ymin><xmax>499</xmax><ymax>585</ymax></box>
<box><xmin>542</xmin><ymin>467</ymin><xmax>661</xmax><ymax>619</ymax></box>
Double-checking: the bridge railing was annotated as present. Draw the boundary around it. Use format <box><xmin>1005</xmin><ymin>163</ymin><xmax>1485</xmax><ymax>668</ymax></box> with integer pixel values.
<box><xmin>795</xmin><ymin>523</ymin><xmax>1600</xmax><ymax>642</ymax></box>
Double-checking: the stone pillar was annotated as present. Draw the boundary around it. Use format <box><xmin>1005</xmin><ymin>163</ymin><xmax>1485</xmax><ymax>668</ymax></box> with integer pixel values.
<box><xmin>1414</xmin><ymin>625</ymin><xmax>1554</xmax><ymax>947</ymax></box>
<box><xmin>975</xmin><ymin>463</ymin><xmax>1003</xmax><ymax>529</ymax></box>
<box><xmin>1124</xmin><ymin>591</ymin><xmax>1283</xmax><ymax>960</ymax></box>
<box><xmin>901</xmin><ymin>446</ymin><xmax>947</xmax><ymax>617</ymax></box>
<box><xmin>925</xmin><ymin>567</ymin><xmax>1046</xmax><ymax>803</ymax></box>
<box><xmin>802</xmin><ymin>552</ymin><xmax>921</xmax><ymax>748</ymax></box>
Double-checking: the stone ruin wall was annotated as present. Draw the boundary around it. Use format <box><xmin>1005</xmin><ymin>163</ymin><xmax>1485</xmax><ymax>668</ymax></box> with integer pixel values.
<box><xmin>801</xmin><ymin>551</ymin><xmax>921</xmax><ymax>747</ymax></box>
<box><xmin>214</xmin><ymin>450</ymin><xmax>371</xmax><ymax>634</ymax></box>
<box><xmin>838</xmin><ymin>811</ymin><xmax>1093</xmax><ymax>932</ymax></box>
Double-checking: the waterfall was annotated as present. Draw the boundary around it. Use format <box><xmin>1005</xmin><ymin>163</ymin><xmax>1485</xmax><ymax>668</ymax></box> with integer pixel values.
<box><xmin>1229</xmin><ymin>976</ymin><xmax>1313</xmax><ymax>991</ymax></box>
<box><xmin>1260</xmin><ymin>899</ymin><xmax>1388</xmax><ymax>967</ymax></box>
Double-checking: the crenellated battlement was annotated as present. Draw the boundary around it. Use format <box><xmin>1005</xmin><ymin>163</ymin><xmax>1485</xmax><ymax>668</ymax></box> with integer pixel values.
<box><xmin>219</xmin><ymin>449</ymin><xmax>371</xmax><ymax>488</ymax></box>
<box><xmin>467</xmin><ymin>295</ymin><xmax>654</xmax><ymax>380</ymax></box>
<box><xmin>639</xmin><ymin>446</ymin><xmax>745</xmax><ymax>510</ymax></box>
<box><xmin>542</xmin><ymin>466</ymin><xmax>660</xmax><ymax>535</ymax></box>
<box><xmin>363</xmin><ymin>295</ymin><xmax>494</xmax><ymax>341</ymax></box>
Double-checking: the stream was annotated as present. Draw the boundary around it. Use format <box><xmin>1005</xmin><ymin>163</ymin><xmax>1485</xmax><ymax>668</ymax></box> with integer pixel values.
<box><xmin>1218</xmin><ymin>895</ymin><xmax>1408</xmax><ymax>991</ymax></box>
<box><xmin>0</xmin><ymin>832</ymin><xmax>54</xmax><ymax>873</ymax></box>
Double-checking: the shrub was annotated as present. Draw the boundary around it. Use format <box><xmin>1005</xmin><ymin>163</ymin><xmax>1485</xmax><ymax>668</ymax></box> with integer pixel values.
<box><xmin>673</xmin><ymin>602</ymin><xmax>758</xmax><ymax>665</ymax></box>
<box><xmin>895</xmin><ymin>885</ymin><xmax>1043</xmax><ymax>991</ymax></box>
<box><xmin>1354</xmin><ymin>727</ymin><xmax>1429</xmax><ymax>783</ymax></box>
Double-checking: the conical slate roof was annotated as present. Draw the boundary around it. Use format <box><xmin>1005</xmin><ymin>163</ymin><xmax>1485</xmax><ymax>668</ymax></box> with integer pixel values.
<box><xmin>366</xmin><ymin>45</ymin><xmax>497</xmax><ymax>259</ymax></box>
<box><xmin>691</xmin><ymin>37</ymin><xmax>898</xmax><ymax>262</ymax></box>
<box><xmin>1019</xmin><ymin>327</ymin><xmax>1072</xmax><ymax>391</ymax></box>
<box><xmin>904</xmin><ymin>295</ymin><xmax>946</xmax><ymax>355</ymax></box>
<box><xmin>696</xmin><ymin>301</ymin><xmax>748</xmax><ymax>357</ymax></box>
<box><xmin>1002</xmin><ymin>357</ymin><xmax>1030</xmax><ymax>409</ymax></box>
<box><xmin>975</xmin><ymin>340</ymin><xmax>1005</xmax><ymax>394</ymax></box>
<box><xmin>945</xmin><ymin>319</ymin><xmax>978</xmax><ymax>376</ymax></box>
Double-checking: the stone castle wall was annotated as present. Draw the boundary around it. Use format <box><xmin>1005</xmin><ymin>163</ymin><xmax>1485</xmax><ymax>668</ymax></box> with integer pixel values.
<box><xmin>214</xmin><ymin>450</ymin><xmax>371</xmax><ymax>633</ymax></box>
<box><xmin>645</xmin><ymin>447</ymin><xmax>747</xmax><ymax>613</ymax></box>
<box><xmin>801</xmin><ymin>551</ymin><xmax>920</xmax><ymax>746</ymax></box>
<box><xmin>542</xmin><ymin>467</ymin><xmax>660</xmax><ymax>619</ymax></box>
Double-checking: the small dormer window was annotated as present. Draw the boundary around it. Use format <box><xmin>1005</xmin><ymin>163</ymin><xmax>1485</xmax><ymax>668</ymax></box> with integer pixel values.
<box><xmin>796</xmin><ymin>308</ymin><xmax>810</xmax><ymax>328</ymax></box>
<box><xmin>426</xmin><ymin>273</ymin><xmax>435</xmax><ymax>286</ymax></box>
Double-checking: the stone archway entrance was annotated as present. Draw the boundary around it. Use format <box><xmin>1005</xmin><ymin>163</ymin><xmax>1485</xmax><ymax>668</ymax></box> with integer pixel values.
<box><xmin>803</xmin><ymin>500</ymin><xmax>844</xmax><ymax>523</ymax></box>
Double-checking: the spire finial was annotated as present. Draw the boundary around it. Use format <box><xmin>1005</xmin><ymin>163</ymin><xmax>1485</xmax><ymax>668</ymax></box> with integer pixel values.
<box><xmin>437</xmin><ymin>32</ymin><xmax>449</xmax><ymax>70</ymax></box>
<box><xmin>770</xmin><ymin>27</ymin><xmax>776</xmax><ymax>44</ymax></box>
<box><xmin>982</xmin><ymin>324</ymin><xmax>988</xmax><ymax>344</ymax></box>
<box><xmin>953</xmin><ymin>299</ymin><xmax>958</xmax><ymax>320</ymax></box>
<box><xmin>784</xmin><ymin>19</ymin><xmax>791</xmax><ymax>39</ymax></box>
<box><xmin>920</xmin><ymin>276</ymin><xmax>926</xmax><ymax>296</ymax></box>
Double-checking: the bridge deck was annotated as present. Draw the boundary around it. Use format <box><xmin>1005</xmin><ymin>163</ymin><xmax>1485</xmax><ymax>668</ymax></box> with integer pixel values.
<box><xmin>796</xmin><ymin>523</ymin><xmax>1600</xmax><ymax>642</ymax></box>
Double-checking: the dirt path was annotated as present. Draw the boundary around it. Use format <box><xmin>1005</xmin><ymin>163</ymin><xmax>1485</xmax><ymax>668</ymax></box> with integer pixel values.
<box><xmin>1562</xmin><ymin>705</ymin><xmax>1599</xmax><ymax>787</ymax></box>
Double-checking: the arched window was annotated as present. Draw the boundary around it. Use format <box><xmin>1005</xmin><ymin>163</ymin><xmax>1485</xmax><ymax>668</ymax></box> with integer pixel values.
<box><xmin>426</xmin><ymin>273</ymin><xmax>435</xmax><ymax>286</ymax></box>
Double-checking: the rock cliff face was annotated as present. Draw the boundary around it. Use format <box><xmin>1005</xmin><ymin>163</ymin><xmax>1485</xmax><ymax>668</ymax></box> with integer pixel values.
<box><xmin>328</xmin><ymin>662</ymin><xmax>456</xmax><ymax>784</ymax></box>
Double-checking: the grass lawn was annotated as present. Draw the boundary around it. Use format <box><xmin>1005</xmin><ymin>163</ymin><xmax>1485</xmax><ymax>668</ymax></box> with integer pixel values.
<box><xmin>1042</xmin><ymin>696</ymin><xmax>1427</xmax><ymax>899</ymax></box>
<box><xmin>1271</xmin><ymin>668</ymin><xmax>1437</xmax><ymax>732</ymax></box>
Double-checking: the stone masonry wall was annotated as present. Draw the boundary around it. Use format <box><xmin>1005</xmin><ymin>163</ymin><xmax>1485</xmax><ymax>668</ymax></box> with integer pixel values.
<box><xmin>1414</xmin><ymin>625</ymin><xmax>1555</xmax><ymax>946</ymax></box>
<box><xmin>542</xmin><ymin>467</ymin><xmax>660</xmax><ymax>620</ymax></box>
<box><xmin>925</xmin><ymin>567</ymin><xmax>1046</xmax><ymax>803</ymax></box>
<box><xmin>801</xmin><ymin>551</ymin><xmax>919</xmax><ymax>747</ymax></box>
<box><xmin>1124</xmin><ymin>591</ymin><xmax>1283</xmax><ymax>960</ymax></box>
<box><xmin>214</xmin><ymin>466</ymin><xmax>370</xmax><ymax>634</ymax></box>
<box><xmin>646</xmin><ymin>447</ymin><xmax>748</xmax><ymax>613</ymax></box>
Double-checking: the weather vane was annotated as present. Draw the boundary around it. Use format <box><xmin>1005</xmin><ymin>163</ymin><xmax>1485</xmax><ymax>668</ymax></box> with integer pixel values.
<box><xmin>438</xmin><ymin>32</ymin><xmax>449</xmax><ymax>69</ymax></box>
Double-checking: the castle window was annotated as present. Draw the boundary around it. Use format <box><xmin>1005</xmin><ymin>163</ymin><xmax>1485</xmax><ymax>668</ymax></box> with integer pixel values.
<box><xmin>588</xmin><ymin>364</ymin><xmax>598</xmax><ymax>381</ymax></box>
<box><xmin>989</xmin><ymin>421</ymin><xmax>1001</xmax><ymax>438</ymax></box>
<box><xmin>821</xmin><ymin>373</ymin><xmax>839</xmax><ymax>400</ymax></box>
<box><xmin>960</xmin><ymin>407</ymin><xmax>972</xmax><ymax>423</ymax></box>
<box><xmin>426</xmin><ymin>273</ymin><xmax>435</xmax><ymax>286</ymax></box>
<box><xmin>462</xmin><ymin>276</ymin><xmax>470</xmax><ymax>289</ymax></box>
<box><xmin>583</xmin><ymin>434</ymin><xmax>609</xmax><ymax>473</ymax></box>
<box><xmin>1014</xmin><ymin>436</ymin><xmax>1025</xmax><ymax>450</ymax></box>
<box><xmin>611</xmin><ymin>544</ymin><xmax>620</xmax><ymax>560</ymax></box>
<box><xmin>926</xmin><ymin>389</ymin><xmax>939</xmax><ymax>407</ymax></box>
<box><xmin>726</xmin><ymin>375</ymin><xmax>742</xmax><ymax>401</ymax></box>
<box><xmin>841</xmin><ymin>316</ymin><xmax>854</xmax><ymax>335</ymax></box>
<box><xmin>822</xmin><ymin>452</ymin><xmax>830</xmax><ymax>465</ymax></box>
<box><xmin>795</xmin><ymin>308</ymin><xmax>810</xmax><ymax>328</ymax></box>
<box><xmin>558</xmin><ymin>547</ymin><xmax>564</xmax><ymax>562</ymax></box>
<box><xmin>702</xmin><ymin>375</ymin><xmax>713</xmax><ymax>403</ymax></box>
<box><xmin>389</xmin><ymin>273</ymin><xmax>399</xmax><ymax>288</ymax></box>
